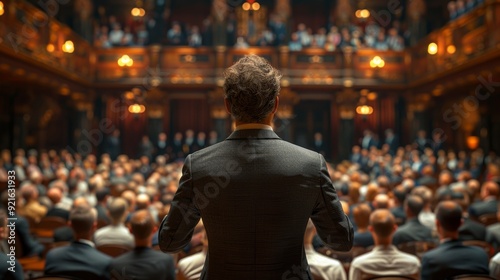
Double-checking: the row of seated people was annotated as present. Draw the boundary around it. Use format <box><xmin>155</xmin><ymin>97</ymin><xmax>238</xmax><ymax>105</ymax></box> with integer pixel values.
<box><xmin>1</xmin><ymin>198</ymin><xmax>498</xmax><ymax>280</ymax></box>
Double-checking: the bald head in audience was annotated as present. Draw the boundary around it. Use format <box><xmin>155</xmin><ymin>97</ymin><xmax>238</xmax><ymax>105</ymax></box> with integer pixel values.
<box><xmin>404</xmin><ymin>195</ymin><xmax>424</xmax><ymax>219</ymax></box>
<box><xmin>373</xmin><ymin>194</ymin><xmax>389</xmax><ymax>209</ymax></box>
<box><xmin>107</xmin><ymin>197</ymin><xmax>129</xmax><ymax>225</ymax></box>
<box><xmin>369</xmin><ymin>209</ymin><xmax>397</xmax><ymax>245</ymax></box>
<box><xmin>480</xmin><ymin>181</ymin><xmax>499</xmax><ymax>200</ymax></box>
<box><xmin>136</xmin><ymin>193</ymin><xmax>151</xmax><ymax>210</ymax></box>
<box><xmin>70</xmin><ymin>205</ymin><xmax>97</xmax><ymax>240</ymax></box>
<box><xmin>47</xmin><ymin>187</ymin><xmax>63</xmax><ymax>205</ymax></box>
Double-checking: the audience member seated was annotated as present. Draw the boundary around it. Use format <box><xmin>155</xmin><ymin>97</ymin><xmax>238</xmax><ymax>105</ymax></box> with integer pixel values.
<box><xmin>353</xmin><ymin>203</ymin><xmax>374</xmax><ymax>248</ymax></box>
<box><xmin>53</xmin><ymin>197</ymin><xmax>90</xmax><ymax>242</ymax></box>
<box><xmin>390</xmin><ymin>185</ymin><xmax>407</xmax><ymax>224</ymax></box>
<box><xmin>45</xmin><ymin>187</ymin><xmax>70</xmax><ymax>221</ymax></box>
<box><xmin>44</xmin><ymin>206</ymin><xmax>112</xmax><ymax>280</ymax></box>
<box><xmin>486</xmin><ymin>205</ymin><xmax>500</xmax><ymax>250</ymax></box>
<box><xmin>304</xmin><ymin>219</ymin><xmax>347</xmax><ymax>280</ymax></box>
<box><xmin>421</xmin><ymin>201</ymin><xmax>489</xmax><ymax>279</ymax></box>
<box><xmin>95</xmin><ymin>188</ymin><xmax>111</xmax><ymax>224</ymax></box>
<box><xmin>94</xmin><ymin>197</ymin><xmax>134</xmax><ymax>248</ymax></box>
<box><xmin>452</xmin><ymin>190</ymin><xmax>487</xmax><ymax>241</ymax></box>
<box><xmin>1</xmin><ymin>192</ymin><xmax>44</xmax><ymax>257</ymax></box>
<box><xmin>469</xmin><ymin>181</ymin><xmax>499</xmax><ymax>219</ymax></box>
<box><xmin>110</xmin><ymin>210</ymin><xmax>175</xmax><ymax>280</ymax></box>
<box><xmin>349</xmin><ymin>209</ymin><xmax>420</xmax><ymax>280</ymax></box>
<box><xmin>0</xmin><ymin>210</ymin><xmax>24</xmax><ymax>280</ymax></box>
<box><xmin>393</xmin><ymin>195</ymin><xmax>434</xmax><ymax>245</ymax></box>
<box><xmin>412</xmin><ymin>186</ymin><xmax>436</xmax><ymax>231</ymax></box>
<box><xmin>491</xmin><ymin>252</ymin><xmax>500</xmax><ymax>279</ymax></box>
<box><xmin>177</xmin><ymin>225</ymin><xmax>208</xmax><ymax>280</ymax></box>
<box><xmin>18</xmin><ymin>183</ymin><xmax>47</xmax><ymax>223</ymax></box>
<box><xmin>289</xmin><ymin>33</ymin><xmax>302</xmax><ymax>51</ymax></box>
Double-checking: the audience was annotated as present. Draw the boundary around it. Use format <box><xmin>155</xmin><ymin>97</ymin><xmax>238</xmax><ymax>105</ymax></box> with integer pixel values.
<box><xmin>421</xmin><ymin>201</ymin><xmax>489</xmax><ymax>279</ymax></box>
<box><xmin>469</xmin><ymin>181</ymin><xmax>499</xmax><ymax>218</ymax></box>
<box><xmin>304</xmin><ymin>220</ymin><xmax>347</xmax><ymax>280</ymax></box>
<box><xmin>94</xmin><ymin>197</ymin><xmax>134</xmax><ymax>248</ymax></box>
<box><xmin>0</xmin><ymin>210</ymin><xmax>24</xmax><ymax>280</ymax></box>
<box><xmin>44</xmin><ymin>206</ymin><xmax>112</xmax><ymax>279</ymax></box>
<box><xmin>349</xmin><ymin>209</ymin><xmax>420</xmax><ymax>279</ymax></box>
<box><xmin>352</xmin><ymin>203</ymin><xmax>374</xmax><ymax>248</ymax></box>
<box><xmin>177</xmin><ymin>222</ymin><xmax>208</xmax><ymax>280</ymax></box>
<box><xmin>18</xmin><ymin>183</ymin><xmax>47</xmax><ymax>223</ymax></box>
<box><xmin>109</xmin><ymin>210</ymin><xmax>175</xmax><ymax>280</ymax></box>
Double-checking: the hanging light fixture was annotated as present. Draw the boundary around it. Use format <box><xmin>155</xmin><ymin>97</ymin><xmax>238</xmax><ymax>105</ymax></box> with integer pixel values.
<box><xmin>356</xmin><ymin>105</ymin><xmax>374</xmax><ymax>115</ymax></box>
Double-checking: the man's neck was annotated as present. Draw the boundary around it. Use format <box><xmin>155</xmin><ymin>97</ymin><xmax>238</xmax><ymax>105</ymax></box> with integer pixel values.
<box><xmin>134</xmin><ymin>239</ymin><xmax>151</xmax><ymax>248</ymax></box>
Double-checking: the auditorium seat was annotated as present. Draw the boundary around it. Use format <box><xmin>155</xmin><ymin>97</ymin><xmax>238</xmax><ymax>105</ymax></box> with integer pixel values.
<box><xmin>96</xmin><ymin>244</ymin><xmax>132</xmax><ymax>257</ymax></box>
<box><xmin>33</xmin><ymin>217</ymin><xmax>67</xmax><ymax>238</ymax></box>
<box><xmin>42</xmin><ymin>241</ymin><xmax>70</xmax><ymax>258</ymax></box>
<box><xmin>452</xmin><ymin>275</ymin><xmax>496</xmax><ymax>279</ymax></box>
<box><xmin>397</xmin><ymin>241</ymin><xmax>437</xmax><ymax>259</ymax></box>
<box><xmin>478</xmin><ymin>213</ymin><xmax>498</xmax><ymax>226</ymax></box>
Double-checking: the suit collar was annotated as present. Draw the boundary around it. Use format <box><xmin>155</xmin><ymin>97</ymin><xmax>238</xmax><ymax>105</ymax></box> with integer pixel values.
<box><xmin>226</xmin><ymin>129</ymin><xmax>281</xmax><ymax>140</ymax></box>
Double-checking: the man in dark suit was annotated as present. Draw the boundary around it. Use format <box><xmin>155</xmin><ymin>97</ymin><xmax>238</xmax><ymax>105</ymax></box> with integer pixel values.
<box><xmin>421</xmin><ymin>201</ymin><xmax>489</xmax><ymax>279</ymax></box>
<box><xmin>393</xmin><ymin>195</ymin><xmax>434</xmax><ymax>245</ymax></box>
<box><xmin>110</xmin><ymin>210</ymin><xmax>175</xmax><ymax>280</ymax></box>
<box><xmin>469</xmin><ymin>181</ymin><xmax>499</xmax><ymax>219</ymax></box>
<box><xmin>384</xmin><ymin>129</ymin><xmax>399</xmax><ymax>156</ymax></box>
<box><xmin>44</xmin><ymin>206</ymin><xmax>112</xmax><ymax>280</ymax></box>
<box><xmin>158</xmin><ymin>55</ymin><xmax>353</xmax><ymax>280</ymax></box>
<box><xmin>0</xmin><ymin>210</ymin><xmax>23</xmax><ymax>280</ymax></box>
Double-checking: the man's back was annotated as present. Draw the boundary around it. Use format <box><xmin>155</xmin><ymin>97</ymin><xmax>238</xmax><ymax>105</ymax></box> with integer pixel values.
<box><xmin>421</xmin><ymin>240</ymin><xmax>489</xmax><ymax>280</ymax></box>
<box><xmin>349</xmin><ymin>245</ymin><xmax>420</xmax><ymax>280</ymax></box>
<box><xmin>94</xmin><ymin>224</ymin><xmax>134</xmax><ymax>247</ymax></box>
<box><xmin>44</xmin><ymin>241</ymin><xmax>112</xmax><ymax>280</ymax></box>
<box><xmin>159</xmin><ymin>129</ymin><xmax>352</xmax><ymax>279</ymax></box>
<box><xmin>393</xmin><ymin>218</ymin><xmax>433</xmax><ymax>245</ymax></box>
<box><xmin>110</xmin><ymin>247</ymin><xmax>175</xmax><ymax>280</ymax></box>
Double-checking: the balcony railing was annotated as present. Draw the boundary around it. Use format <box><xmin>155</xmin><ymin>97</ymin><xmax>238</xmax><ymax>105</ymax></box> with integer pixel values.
<box><xmin>1</xmin><ymin>0</ymin><xmax>499</xmax><ymax>90</ymax></box>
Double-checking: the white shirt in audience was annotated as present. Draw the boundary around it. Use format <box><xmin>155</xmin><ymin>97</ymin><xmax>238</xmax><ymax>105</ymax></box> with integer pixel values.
<box><xmin>490</xmin><ymin>252</ymin><xmax>500</xmax><ymax>279</ymax></box>
<box><xmin>177</xmin><ymin>250</ymin><xmax>206</xmax><ymax>280</ymax></box>
<box><xmin>349</xmin><ymin>245</ymin><xmax>420</xmax><ymax>280</ymax></box>
<box><xmin>93</xmin><ymin>224</ymin><xmax>134</xmax><ymax>248</ymax></box>
<box><xmin>305</xmin><ymin>245</ymin><xmax>347</xmax><ymax>280</ymax></box>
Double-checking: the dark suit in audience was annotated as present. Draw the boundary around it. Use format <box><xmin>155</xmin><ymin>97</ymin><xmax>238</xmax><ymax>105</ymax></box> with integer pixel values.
<box><xmin>486</xmin><ymin>223</ymin><xmax>500</xmax><ymax>250</ymax></box>
<box><xmin>353</xmin><ymin>231</ymin><xmax>374</xmax><ymax>248</ymax></box>
<box><xmin>46</xmin><ymin>207</ymin><xmax>70</xmax><ymax>221</ymax></box>
<box><xmin>469</xmin><ymin>199</ymin><xmax>497</xmax><ymax>218</ymax></box>
<box><xmin>110</xmin><ymin>247</ymin><xmax>175</xmax><ymax>280</ymax></box>
<box><xmin>45</xmin><ymin>241</ymin><xmax>112</xmax><ymax>279</ymax></box>
<box><xmin>421</xmin><ymin>240</ymin><xmax>489</xmax><ymax>279</ymax></box>
<box><xmin>393</xmin><ymin>218</ymin><xmax>433</xmax><ymax>245</ymax></box>
<box><xmin>53</xmin><ymin>226</ymin><xmax>74</xmax><ymax>242</ymax></box>
<box><xmin>0</xmin><ymin>254</ymin><xmax>23</xmax><ymax>280</ymax></box>
<box><xmin>13</xmin><ymin>215</ymin><xmax>44</xmax><ymax>256</ymax></box>
<box><xmin>459</xmin><ymin>218</ymin><xmax>486</xmax><ymax>241</ymax></box>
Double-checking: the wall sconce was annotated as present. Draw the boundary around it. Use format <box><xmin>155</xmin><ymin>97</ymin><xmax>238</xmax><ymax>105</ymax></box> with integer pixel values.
<box><xmin>0</xmin><ymin>1</ymin><xmax>5</xmax><ymax>16</ymax></box>
<box><xmin>131</xmin><ymin>7</ymin><xmax>146</xmax><ymax>17</ymax></box>
<box><xmin>242</xmin><ymin>1</ymin><xmax>260</xmax><ymax>11</ymax></box>
<box><xmin>62</xmin><ymin>40</ymin><xmax>74</xmax><ymax>53</ymax></box>
<box><xmin>356</xmin><ymin>105</ymin><xmax>374</xmax><ymax>115</ymax></box>
<box><xmin>355</xmin><ymin>9</ymin><xmax>370</xmax><ymax>19</ymax></box>
<box><xmin>428</xmin><ymin>42</ymin><xmax>438</xmax><ymax>55</ymax></box>
<box><xmin>128</xmin><ymin>104</ymin><xmax>146</xmax><ymax>114</ymax></box>
<box><xmin>370</xmin><ymin>56</ymin><xmax>385</xmax><ymax>68</ymax></box>
<box><xmin>447</xmin><ymin>45</ymin><xmax>456</xmax><ymax>54</ymax></box>
<box><xmin>118</xmin><ymin>55</ymin><xmax>134</xmax><ymax>67</ymax></box>
<box><xmin>466</xmin><ymin>136</ymin><xmax>479</xmax><ymax>150</ymax></box>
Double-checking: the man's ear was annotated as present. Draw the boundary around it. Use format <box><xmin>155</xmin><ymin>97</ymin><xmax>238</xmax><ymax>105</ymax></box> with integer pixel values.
<box><xmin>224</xmin><ymin>98</ymin><xmax>232</xmax><ymax>115</ymax></box>
<box><xmin>392</xmin><ymin>224</ymin><xmax>398</xmax><ymax>232</ymax></box>
<box><xmin>368</xmin><ymin>225</ymin><xmax>374</xmax><ymax>233</ymax></box>
<box><xmin>272</xmin><ymin>96</ymin><xmax>279</xmax><ymax>114</ymax></box>
<box><xmin>152</xmin><ymin>225</ymin><xmax>158</xmax><ymax>234</ymax></box>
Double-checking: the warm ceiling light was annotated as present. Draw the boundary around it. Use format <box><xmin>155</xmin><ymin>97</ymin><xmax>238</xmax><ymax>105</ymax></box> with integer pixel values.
<box><xmin>242</xmin><ymin>2</ymin><xmax>251</xmax><ymax>10</ymax></box>
<box><xmin>139</xmin><ymin>8</ymin><xmax>146</xmax><ymax>17</ymax></box>
<box><xmin>447</xmin><ymin>45</ymin><xmax>456</xmax><ymax>54</ymax></box>
<box><xmin>118</xmin><ymin>55</ymin><xmax>133</xmax><ymax>67</ymax></box>
<box><xmin>128</xmin><ymin>104</ymin><xmax>146</xmax><ymax>114</ymax></box>
<box><xmin>131</xmin><ymin>8</ymin><xmax>140</xmax><ymax>17</ymax></box>
<box><xmin>0</xmin><ymin>2</ymin><xmax>4</xmax><ymax>16</ymax></box>
<box><xmin>251</xmin><ymin>2</ymin><xmax>260</xmax><ymax>10</ymax></box>
<box><xmin>367</xmin><ymin>92</ymin><xmax>378</xmax><ymax>100</ymax></box>
<box><xmin>428</xmin><ymin>42</ymin><xmax>438</xmax><ymax>55</ymax></box>
<box><xmin>62</xmin><ymin>40</ymin><xmax>74</xmax><ymax>53</ymax></box>
<box><xmin>356</xmin><ymin>105</ymin><xmax>374</xmax><ymax>115</ymax></box>
<box><xmin>46</xmin><ymin>44</ymin><xmax>55</xmax><ymax>53</ymax></box>
<box><xmin>370</xmin><ymin>56</ymin><xmax>385</xmax><ymax>68</ymax></box>
<box><xmin>355</xmin><ymin>10</ymin><xmax>362</xmax><ymax>18</ymax></box>
<box><xmin>466</xmin><ymin>136</ymin><xmax>479</xmax><ymax>150</ymax></box>
<box><xmin>360</xmin><ymin>9</ymin><xmax>370</xmax><ymax>18</ymax></box>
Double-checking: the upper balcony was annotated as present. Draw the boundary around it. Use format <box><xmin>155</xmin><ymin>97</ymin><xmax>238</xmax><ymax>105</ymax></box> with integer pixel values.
<box><xmin>1</xmin><ymin>0</ymin><xmax>499</xmax><ymax>93</ymax></box>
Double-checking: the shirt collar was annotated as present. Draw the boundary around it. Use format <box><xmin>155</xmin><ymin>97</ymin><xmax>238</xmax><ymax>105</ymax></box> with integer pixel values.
<box><xmin>77</xmin><ymin>239</ymin><xmax>95</xmax><ymax>248</ymax></box>
<box><xmin>372</xmin><ymin>244</ymin><xmax>397</xmax><ymax>252</ymax></box>
<box><xmin>235</xmin><ymin>123</ymin><xmax>273</xmax><ymax>131</ymax></box>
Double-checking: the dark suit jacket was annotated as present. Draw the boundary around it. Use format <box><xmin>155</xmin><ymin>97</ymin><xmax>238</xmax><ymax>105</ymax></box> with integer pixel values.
<box><xmin>96</xmin><ymin>204</ymin><xmax>110</xmax><ymax>224</ymax></box>
<box><xmin>0</xmin><ymin>254</ymin><xmax>23</xmax><ymax>280</ymax></box>
<box><xmin>14</xmin><ymin>215</ymin><xmax>44</xmax><ymax>257</ymax></box>
<box><xmin>46</xmin><ymin>207</ymin><xmax>70</xmax><ymax>221</ymax></box>
<box><xmin>469</xmin><ymin>199</ymin><xmax>498</xmax><ymax>218</ymax></box>
<box><xmin>393</xmin><ymin>218</ymin><xmax>433</xmax><ymax>245</ymax></box>
<box><xmin>53</xmin><ymin>226</ymin><xmax>75</xmax><ymax>242</ymax></box>
<box><xmin>459</xmin><ymin>218</ymin><xmax>486</xmax><ymax>241</ymax></box>
<box><xmin>44</xmin><ymin>241</ymin><xmax>112</xmax><ymax>280</ymax></box>
<box><xmin>159</xmin><ymin>129</ymin><xmax>353</xmax><ymax>280</ymax></box>
<box><xmin>109</xmin><ymin>247</ymin><xmax>175</xmax><ymax>280</ymax></box>
<box><xmin>421</xmin><ymin>240</ymin><xmax>489</xmax><ymax>280</ymax></box>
